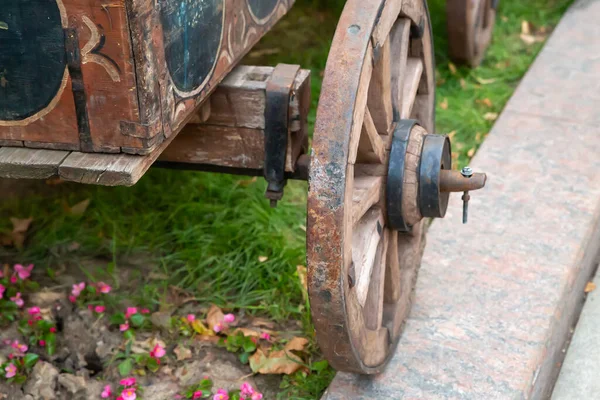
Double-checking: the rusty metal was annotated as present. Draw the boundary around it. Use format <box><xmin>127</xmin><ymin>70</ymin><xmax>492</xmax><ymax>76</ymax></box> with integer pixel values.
<box><xmin>439</xmin><ymin>170</ymin><xmax>487</xmax><ymax>192</ymax></box>
<box><xmin>419</xmin><ymin>134</ymin><xmax>452</xmax><ymax>218</ymax></box>
<box><xmin>264</xmin><ymin>64</ymin><xmax>301</xmax><ymax>207</ymax></box>
<box><xmin>307</xmin><ymin>0</ymin><xmax>436</xmax><ymax>375</ymax></box>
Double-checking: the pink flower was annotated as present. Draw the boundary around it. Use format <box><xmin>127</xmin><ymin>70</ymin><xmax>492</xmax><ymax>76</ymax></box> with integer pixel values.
<box><xmin>14</xmin><ymin>264</ymin><xmax>34</xmax><ymax>280</ymax></box>
<box><xmin>223</xmin><ymin>313</ymin><xmax>235</xmax><ymax>323</ymax></box>
<box><xmin>125</xmin><ymin>307</ymin><xmax>138</xmax><ymax>319</ymax></box>
<box><xmin>97</xmin><ymin>282</ymin><xmax>112</xmax><ymax>294</ymax></box>
<box><xmin>192</xmin><ymin>391</ymin><xmax>203</xmax><ymax>399</ymax></box>
<box><xmin>50</xmin><ymin>327</ymin><xmax>57</xmax><ymax>333</ymax></box>
<box><xmin>27</xmin><ymin>306</ymin><xmax>41</xmax><ymax>316</ymax></box>
<box><xmin>150</xmin><ymin>343</ymin><xmax>166</xmax><ymax>361</ymax></box>
<box><xmin>121</xmin><ymin>388</ymin><xmax>137</xmax><ymax>400</ymax></box>
<box><xmin>94</xmin><ymin>305</ymin><xmax>106</xmax><ymax>313</ymax></box>
<box><xmin>5</xmin><ymin>363</ymin><xmax>16</xmax><ymax>378</ymax></box>
<box><xmin>250</xmin><ymin>393</ymin><xmax>263</xmax><ymax>400</ymax></box>
<box><xmin>141</xmin><ymin>308</ymin><xmax>150</xmax><ymax>314</ymax></box>
<box><xmin>101</xmin><ymin>385</ymin><xmax>112</xmax><ymax>398</ymax></box>
<box><xmin>213</xmin><ymin>322</ymin><xmax>223</xmax><ymax>333</ymax></box>
<box><xmin>213</xmin><ymin>389</ymin><xmax>229</xmax><ymax>400</ymax></box>
<box><xmin>72</xmin><ymin>282</ymin><xmax>85</xmax><ymax>297</ymax></box>
<box><xmin>240</xmin><ymin>382</ymin><xmax>255</xmax><ymax>396</ymax></box>
<box><xmin>260</xmin><ymin>332</ymin><xmax>271</xmax><ymax>341</ymax></box>
<box><xmin>0</xmin><ymin>284</ymin><xmax>5</xmax><ymax>299</ymax></box>
<box><xmin>186</xmin><ymin>314</ymin><xmax>196</xmax><ymax>323</ymax></box>
<box><xmin>119</xmin><ymin>377</ymin><xmax>136</xmax><ymax>387</ymax></box>
<box><xmin>12</xmin><ymin>341</ymin><xmax>28</xmax><ymax>354</ymax></box>
<box><xmin>68</xmin><ymin>295</ymin><xmax>77</xmax><ymax>303</ymax></box>
<box><xmin>119</xmin><ymin>323</ymin><xmax>130</xmax><ymax>332</ymax></box>
<box><xmin>10</xmin><ymin>275</ymin><xmax>17</xmax><ymax>284</ymax></box>
<box><xmin>117</xmin><ymin>397</ymin><xmax>124</xmax><ymax>400</ymax></box>
<box><xmin>10</xmin><ymin>292</ymin><xmax>23</xmax><ymax>307</ymax></box>
<box><xmin>39</xmin><ymin>340</ymin><xmax>46</xmax><ymax>347</ymax></box>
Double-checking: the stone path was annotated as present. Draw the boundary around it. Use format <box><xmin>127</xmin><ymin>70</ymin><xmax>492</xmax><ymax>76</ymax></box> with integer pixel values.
<box><xmin>324</xmin><ymin>0</ymin><xmax>600</xmax><ymax>398</ymax></box>
<box><xmin>552</xmin><ymin>268</ymin><xmax>600</xmax><ymax>399</ymax></box>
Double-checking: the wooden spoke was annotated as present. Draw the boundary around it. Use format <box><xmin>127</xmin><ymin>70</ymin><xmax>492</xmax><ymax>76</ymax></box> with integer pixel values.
<box><xmin>364</xmin><ymin>229</ymin><xmax>389</xmax><ymax>330</ymax></box>
<box><xmin>390</xmin><ymin>19</ymin><xmax>411</xmax><ymax>121</ymax></box>
<box><xmin>352</xmin><ymin>209</ymin><xmax>385</xmax><ymax>307</ymax></box>
<box><xmin>400</xmin><ymin>58</ymin><xmax>423</xmax><ymax>119</ymax></box>
<box><xmin>368</xmin><ymin>39</ymin><xmax>393</xmax><ymax>134</ymax></box>
<box><xmin>355</xmin><ymin>109</ymin><xmax>386</xmax><ymax>164</ymax></box>
<box><xmin>307</xmin><ymin>0</ymin><xmax>435</xmax><ymax>374</ymax></box>
<box><xmin>352</xmin><ymin>176</ymin><xmax>383</xmax><ymax>225</ymax></box>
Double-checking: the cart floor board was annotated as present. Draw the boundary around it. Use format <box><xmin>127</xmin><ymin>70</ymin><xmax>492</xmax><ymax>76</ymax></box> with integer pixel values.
<box><xmin>323</xmin><ymin>0</ymin><xmax>600</xmax><ymax>398</ymax></box>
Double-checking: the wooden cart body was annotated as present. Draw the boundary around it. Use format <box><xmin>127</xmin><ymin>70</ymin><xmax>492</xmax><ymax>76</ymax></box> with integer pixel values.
<box><xmin>0</xmin><ymin>0</ymin><xmax>294</xmax><ymax>154</ymax></box>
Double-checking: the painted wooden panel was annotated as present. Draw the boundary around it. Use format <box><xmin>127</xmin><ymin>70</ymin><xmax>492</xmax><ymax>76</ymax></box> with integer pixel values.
<box><xmin>0</xmin><ymin>0</ymin><xmax>295</xmax><ymax>155</ymax></box>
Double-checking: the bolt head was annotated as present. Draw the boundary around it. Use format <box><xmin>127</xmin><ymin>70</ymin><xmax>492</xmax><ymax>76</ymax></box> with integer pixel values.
<box><xmin>461</xmin><ymin>166</ymin><xmax>474</xmax><ymax>178</ymax></box>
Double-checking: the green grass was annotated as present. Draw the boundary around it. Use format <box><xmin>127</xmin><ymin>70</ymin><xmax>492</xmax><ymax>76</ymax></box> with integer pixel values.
<box><xmin>0</xmin><ymin>0</ymin><xmax>572</xmax><ymax>398</ymax></box>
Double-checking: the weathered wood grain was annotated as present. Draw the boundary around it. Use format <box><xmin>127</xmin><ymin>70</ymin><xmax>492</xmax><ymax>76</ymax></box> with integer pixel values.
<box><xmin>0</xmin><ymin>147</ymin><xmax>69</xmax><ymax>180</ymax></box>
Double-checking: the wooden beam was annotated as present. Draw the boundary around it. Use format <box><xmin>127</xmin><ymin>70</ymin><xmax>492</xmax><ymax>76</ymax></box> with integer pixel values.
<box><xmin>0</xmin><ymin>147</ymin><xmax>70</xmax><ymax>180</ymax></box>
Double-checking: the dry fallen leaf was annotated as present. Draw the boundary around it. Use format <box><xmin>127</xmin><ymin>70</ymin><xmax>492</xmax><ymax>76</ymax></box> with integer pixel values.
<box><xmin>459</xmin><ymin>78</ymin><xmax>466</xmax><ymax>89</ymax></box>
<box><xmin>192</xmin><ymin>320</ymin><xmax>215</xmax><ymax>336</ymax></box>
<box><xmin>258</xmin><ymin>256</ymin><xmax>268</xmax><ymax>263</ymax></box>
<box><xmin>476</xmin><ymin>98</ymin><xmax>493</xmax><ymax>108</ymax></box>
<box><xmin>501</xmin><ymin>15</ymin><xmax>508</xmax><ymax>22</ymax></box>
<box><xmin>249</xmin><ymin>348</ymin><xmax>304</xmax><ymax>375</ymax></box>
<box><xmin>447</xmin><ymin>130</ymin><xmax>457</xmax><ymax>140</ymax></box>
<box><xmin>521</xmin><ymin>20</ymin><xmax>531</xmax><ymax>35</ymax></box>
<box><xmin>585</xmin><ymin>282</ymin><xmax>596</xmax><ymax>293</ymax></box>
<box><xmin>440</xmin><ymin>98</ymin><xmax>448</xmax><ymax>110</ymax></box>
<box><xmin>132</xmin><ymin>337</ymin><xmax>166</xmax><ymax>354</ymax></box>
<box><xmin>467</xmin><ymin>148</ymin><xmax>476</xmax><ymax>157</ymax></box>
<box><xmin>237</xmin><ymin>176</ymin><xmax>257</xmax><ymax>186</ymax></box>
<box><xmin>285</xmin><ymin>337</ymin><xmax>309</xmax><ymax>352</ymax></box>
<box><xmin>484</xmin><ymin>112</ymin><xmax>499</xmax><ymax>121</ymax></box>
<box><xmin>174</xmin><ymin>345</ymin><xmax>192</xmax><ymax>361</ymax></box>
<box><xmin>475</xmin><ymin>76</ymin><xmax>497</xmax><ymax>85</ymax></box>
<box><xmin>206</xmin><ymin>304</ymin><xmax>225</xmax><ymax>331</ymax></box>
<box><xmin>296</xmin><ymin>265</ymin><xmax>308</xmax><ymax>302</ymax></box>
<box><xmin>2</xmin><ymin>217</ymin><xmax>34</xmax><ymax>249</ymax></box>
<box><xmin>448</xmin><ymin>62</ymin><xmax>457</xmax><ymax>75</ymax></box>
<box><xmin>69</xmin><ymin>199</ymin><xmax>91</xmax><ymax>216</ymax></box>
<box><xmin>250</xmin><ymin>317</ymin><xmax>276</xmax><ymax>329</ymax></box>
<box><xmin>476</xmin><ymin>132</ymin><xmax>483</xmax><ymax>142</ymax></box>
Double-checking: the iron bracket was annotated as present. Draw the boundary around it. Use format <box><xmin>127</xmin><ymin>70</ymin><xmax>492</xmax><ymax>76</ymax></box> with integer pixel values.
<box><xmin>263</xmin><ymin>64</ymin><xmax>300</xmax><ymax>207</ymax></box>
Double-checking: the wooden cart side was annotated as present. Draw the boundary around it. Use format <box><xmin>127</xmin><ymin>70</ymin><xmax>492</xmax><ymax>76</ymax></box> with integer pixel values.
<box><xmin>123</xmin><ymin>0</ymin><xmax>297</xmax><ymax>155</ymax></box>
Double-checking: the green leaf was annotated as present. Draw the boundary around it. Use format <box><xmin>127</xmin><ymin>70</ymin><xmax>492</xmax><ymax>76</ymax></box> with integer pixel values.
<box><xmin>198</xmin><ymin>378</ymin><xmax>213</xmax><ymax>392</ymax></box>
<box><xmin>229</xmin><ymin>391</ymin><xmax>241</xmax><ymax>400</ymax></box>
<box><xmin>23</xmin><ymin>353</ymin><xmax>39</xmax><ymax>369</ymax></box>
<box><xmin>118</xmin><ymin>359</ymin><xmax>133</xmax><ymax>376</ymax></box>
<box><xmin>12</xmin><ymin>375</ymin><xmax>27</xmax><ymax>385</ymax></box>
<box><xmin>123</xmin><ymin>330</ymin><xmax>135</xmax><ymax>341</ymax></box>
<box><xmin>110</xmin><ymin>313</ymin><xmax>126</xmax><ymax>325</ymax></box>
<box><xmin>45</xmin><ymin>333</ymin><xmax>57</xmax><ymax>356</ymax></box>
<box><xmin>242</xmin><ymin>339</ymin><xmax>256</xmax><ymax>353</ymax></box>
<box><xmin>311</xmin><ymin>360</ymin><xmax>329</xmax><ymax>372</ymax></box>
<box><xmin>239</xmin><ymin>352</ymin><xmax>249</xmax><ymax>364</ymax></box>
<box><xmin>0</xmin><ymin>22</ymin><xmax>8</xmax><ymax>31</ymax></box>
<box><xmin>130</xmin><ymin>313</ymin><xmax>145</xmax><ymax>328</ymax></box>
<box><xmin>147</xmin><ymin>357</ymin><xmax>159</xmax><ymax>373</ymax></box>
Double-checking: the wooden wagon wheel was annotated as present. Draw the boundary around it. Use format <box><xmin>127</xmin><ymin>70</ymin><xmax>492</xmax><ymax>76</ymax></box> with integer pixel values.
<box><xmin>307</xmin><ymin>0</ymin><xmax>437</xmax><ymax>374</ymax></box>
<box><xmin>447</xmin><ymin>0</ymin><xmax>498</xmax><ymax>67</ymax></box>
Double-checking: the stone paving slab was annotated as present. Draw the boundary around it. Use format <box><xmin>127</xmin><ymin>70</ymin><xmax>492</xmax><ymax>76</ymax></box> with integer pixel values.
<box><xmin>552</xmin><ymin>270</ymin><xmax>600</xmax><ymax>399</ymax></box>
<box><xmin>323</xmin><ymin>0</ymin><xmax>600</xmax><ymax>399</ymax></box>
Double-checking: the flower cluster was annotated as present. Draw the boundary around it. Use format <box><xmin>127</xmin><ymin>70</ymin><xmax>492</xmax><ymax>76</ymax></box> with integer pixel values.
<box><xmin>1</xmin><ymin>339</ymin><xmax>39</xmax><ymax>384</ymax></box>
<box><xmin>213</xmin><ymin>313</ymin><xmax>235</xmax><ymax>334</ymax></box>
<box><xmin>69</xmin><ymin>281</ymin><xmax>112</xmax><ymax>306</ymax></box>
<box><xmin>101</xmin><ymin>377</ymin><xmax>140</xmax><ymax>400</ymax></box>
<box><xmin>0</xmin><ymin>264</ymin><xmax>39</xmax><ymax>326</ymax></box>
<box><xmin>18</xmin><ymin>306</ymin><xmax>58</xmax><ymax>355</ymax></box>
<box><xmin>180</xmin><ymin>379</ymin><xmax>263</xmax><ymax>400</ymax></box>
<box><xmin>112</xmin><ymin>307</ymin><xmax>151</xmax><ymax>341</ymax></box>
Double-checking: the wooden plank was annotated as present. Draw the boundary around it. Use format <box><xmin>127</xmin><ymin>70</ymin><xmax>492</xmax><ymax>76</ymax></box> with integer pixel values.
<box><xmin>352</xmin><ymin>176</ymin><xmax>383</xmax><ymax>225</ymax></box>
<box><xmin>357</xmin><ymin>109</ymin><xmax>386</xmax><ymax>164</ymax></box>
<box><xmin>353</xmin><ymin>208</ymin><xmax>385</xmax><ymax>307</ymax></box>
<box><xmin>0</xmin><ymin>147</ymin><xmax>70</xmax><ymax>180</ymax></box>
<box><xmin>348</xmin><ymin>44</ymin><xmax>374</xmax><ymax>163</ymax></box>
<box><xmin>372</xmin><ymin>0</ymin><xmax>403</xmax><ymax>49</ymax></box>
<box><xmin>401</xmin><ymin>58</ymin><xmax>424</xmax><ymax>119</ymax></box>
<box><xmin>368</xmin><ymin>39</ymin><xmax>393</xmax><ymax>134</ymax></box>
<box><xmin>364</xmin><ymin>229</ymin><xmax>389</xmax><ymax>330</ymax></box>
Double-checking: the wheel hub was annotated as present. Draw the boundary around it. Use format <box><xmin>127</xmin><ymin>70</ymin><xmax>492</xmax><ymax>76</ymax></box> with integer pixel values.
<box><xmin>386</xmin><ymin>119</ymin><xmax>486</xmax><ymax>231</ymax></box>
